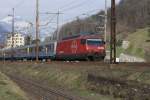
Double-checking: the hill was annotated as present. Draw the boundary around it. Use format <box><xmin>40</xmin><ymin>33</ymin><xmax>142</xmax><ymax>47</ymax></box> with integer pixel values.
<box><xmin>125</xmin><ymin>28</ymin><xmax>150</xmax><ymax>61</ymax></box>
<box><xmin>116</xmin><ymin>28</ymin><xmax>150</xmax><ymax>61</ymax></box>
<box><xmin>115</xmin><ymin>0</ymin><xmax>150</xmax><ymax>33</ymax></box>
<box><xmin>58</xmin><ymin>0</ymin><xmax>150</xmax><ymax>39</ymax></box>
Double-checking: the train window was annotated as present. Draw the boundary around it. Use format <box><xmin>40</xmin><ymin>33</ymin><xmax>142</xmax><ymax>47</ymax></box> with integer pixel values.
<box><xmin>30</xmin><ymin>47</ymin><xmax>33</xmax><ymax>52</ymax></box>
<box><xmin>87</xmin><ymin>39</ymin><xmax>103</xmax><ymax>46</ymax></box>
<box><xmin>81</xmin><ymin>39</ymin><xmax>86</xmax><ymax>45</ymax></box>
<box><xmin>50</xmin><ymin>44</ymin><xmax>54</xmax><ymax>51</ymax></box>
<box><xmin>102</xmin><ymin>41</ymin><xmax>106</xmax><ymax>44</ymax></box>
<box><xmin>39</xmin><ymin>46</ymin><xmax>44</xmax><ymax>52</ymax></box>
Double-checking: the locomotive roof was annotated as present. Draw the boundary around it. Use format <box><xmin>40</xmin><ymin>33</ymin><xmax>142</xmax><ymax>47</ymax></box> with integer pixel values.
<box><xmin>61</xmin><ymin>33</ymin><xmax>103</xmax><ymax>41</ymax></box>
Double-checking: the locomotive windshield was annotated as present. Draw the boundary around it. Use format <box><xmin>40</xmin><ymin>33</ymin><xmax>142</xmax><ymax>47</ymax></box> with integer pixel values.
<box><xmin>87</xmin><ymin>39</ymin><xmax>104</xmax><ymax>46</ymax></box>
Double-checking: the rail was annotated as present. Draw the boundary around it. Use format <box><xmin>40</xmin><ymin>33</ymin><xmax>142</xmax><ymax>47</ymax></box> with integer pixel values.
<box><xmin>7</xmin><ymin>74</ymin><xmax>86</xmax><ymax>100</ymax></box>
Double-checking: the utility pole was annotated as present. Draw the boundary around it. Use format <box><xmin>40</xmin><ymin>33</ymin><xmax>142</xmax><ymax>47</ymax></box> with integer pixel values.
<box><xmin>104</xmin><ymin>0</ymin><xmax>107</xmax><ymax>42</ymax></box>
<box><xmin>11</xmin><ymin>8</ymin><xmax>15</xmax><ymax>61</ymax></box>
<box><xmin>44</xmin><ymin>11</ymin><xmax>63</xmax><ymax>40</ymax></box>
<box><xmin>110</xmin><ymin>0</ymin><xmax>116</xmax><ymax>64</ymax></box>
<box><xmin>36</xmin><ymin>0</ymin><xmax>40</xmax><ymax>62</ymax></box>
<box><xmin>56</xmin><ymin>10</ymin><xmax>60</xmax><ymax>41</ymax></box>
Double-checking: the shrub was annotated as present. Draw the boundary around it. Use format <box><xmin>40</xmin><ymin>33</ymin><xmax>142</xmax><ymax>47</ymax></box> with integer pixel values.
<box><xmin>145</xmin><ymin>48</ymin><xmax>150</xmax><ymax>62</ymax></box>
<box><xmin>116</xmin><ymin>39</ymin><xmax>123</xmax><ymax>46</ymax></box>
<box><xmin>148</xmin><ymin>28</ymin><xmax>150</xmax><ymax>37</ymax></box>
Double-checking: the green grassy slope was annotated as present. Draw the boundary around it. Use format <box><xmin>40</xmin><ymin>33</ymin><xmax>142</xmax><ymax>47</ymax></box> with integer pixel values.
<box><xmin>0</xmin><ymin>72</ymin><xmax>28</xmax><ymax>100</ymax></box>
<box><xmin>110</xmin><ymin>28</ymin><xmax>150</xmax><ymax>59</ymax></box>
<box><xmin>125</xmin><ymin>28</ymin><xmax>150</xmax><ymax>58</ymax></box>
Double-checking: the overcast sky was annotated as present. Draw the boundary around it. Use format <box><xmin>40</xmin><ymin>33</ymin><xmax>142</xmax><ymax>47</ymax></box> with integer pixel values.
<box><xmin>0</xmin><ymin>0</ymin><xmax>120</xmax><ymax>39</ymax></box>
<box><xmin>0</xmin><ymin>0</ymin><xmax>120</xmax><ymax>23</ymax></box>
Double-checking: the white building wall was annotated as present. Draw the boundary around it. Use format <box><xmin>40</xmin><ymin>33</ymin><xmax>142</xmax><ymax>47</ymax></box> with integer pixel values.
<box><xmin>6</xmin><ymin>33</ymin><xmax>25</xmax><ymax>48</ymax></box>
<box><xmin>119</xmin><ymin>53</ymin><xmax>145</xmax><ymax>62</ymax></box>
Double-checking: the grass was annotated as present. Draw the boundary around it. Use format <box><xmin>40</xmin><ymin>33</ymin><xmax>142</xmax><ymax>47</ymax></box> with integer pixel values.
<box><xmin>116</xmin><ymin>47</ymin><xmax>124</xmax><ymax>57</ymax></box>
<box><xmin>125</xmin><ymin>28</ymin><xmax>150</xmax><ymax>58</ymax></box>
<box><xmin>1</xmin><ymin>63</ymin><xmax>150</xmax><ymax>99</ymax></box>
<box><xmin>0</xmin><ymin>72</ymin><xmax>28</xmax><ymax>100</ymax></box>
<box><xmin>106</xmin><ymin>28</ymin><xmax>150</xmax><ymax>59</ymax></box>
<box><xmin>106</xmin><ymin>45</ymin><xmax>124</xmax><ymax>57</ymax></box>
<box><xmin>0</xmin><ymin>63</ymin><xmax>119</xmax><ymax>100</ymax></box>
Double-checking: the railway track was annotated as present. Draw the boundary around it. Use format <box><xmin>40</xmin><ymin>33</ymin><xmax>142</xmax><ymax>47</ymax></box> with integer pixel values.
<box><xmin>0</xmin><ymin>62</ymin><xmax>150</xmax><ymax>100</ymax></box>
<box><xmin>6</xmin><ymin>74</ymin><xmax>86</xmax><ymax>100</ymax></box>
<box><xmin>1</xmin><ymin>61</ymin><xmax>150</xmax><ymax>72</ymax></box>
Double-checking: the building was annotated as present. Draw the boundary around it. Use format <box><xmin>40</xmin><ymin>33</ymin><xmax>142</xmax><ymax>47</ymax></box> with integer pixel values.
<box><xmin>6</xmin><ymin>33</ymin><xmax>25</xmax><ymax>48</ymax></box>
<box><xmin>122</xmin><ymin>40</ymin><xmax>130</xmax><ymax>49</ymax></box>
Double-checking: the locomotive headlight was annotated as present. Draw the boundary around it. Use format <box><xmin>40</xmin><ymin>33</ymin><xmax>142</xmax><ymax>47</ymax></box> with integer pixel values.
<box><xmin>86</xmin><ymin>46</ymin><xmax>89</xmax><ymax>50</ymax></box>
<box><xmin>98</xmin><ymin>47</ymin><xmax>104</xmax><ymax>50</ymax></box>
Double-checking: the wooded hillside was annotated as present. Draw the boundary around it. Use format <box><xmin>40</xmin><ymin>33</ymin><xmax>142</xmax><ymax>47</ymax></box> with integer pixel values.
<box><xmin>58</xmin><ymin>0</ymin><xmax>150</xmax><ymax>39</ymax></box>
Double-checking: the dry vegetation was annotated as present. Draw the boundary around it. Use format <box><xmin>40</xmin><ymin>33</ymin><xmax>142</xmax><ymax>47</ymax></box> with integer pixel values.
<box><xmin>0</xmin><ymin>62</ymin><xmax>150</xmax><ymax>100</ymax></box>
<box><xmin>0</xmin><ymin>72</ymin><xmax>28</xmax><ymax>100</ymax></box>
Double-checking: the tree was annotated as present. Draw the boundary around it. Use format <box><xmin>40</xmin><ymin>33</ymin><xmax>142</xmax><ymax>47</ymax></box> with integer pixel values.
<box><xmin>31</xmin><ymin>39</ymin><xmax>40</xmax><ymax>44</ymax></box>
<box><xmin>147</xmin><ymin>0</ymin><xmax>150</xmax><ymax>37</ymax></box>
<box><xmin>25</xmin><ymin>35</ymin><xmax>33</xmax><ymax>45</ymax></box>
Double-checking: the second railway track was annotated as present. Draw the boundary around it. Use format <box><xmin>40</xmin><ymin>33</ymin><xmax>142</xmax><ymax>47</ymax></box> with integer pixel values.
<box><xmin>6</xmin><ymin>74</ymin><xmax>86</xmax><ymax>100</ymax></box>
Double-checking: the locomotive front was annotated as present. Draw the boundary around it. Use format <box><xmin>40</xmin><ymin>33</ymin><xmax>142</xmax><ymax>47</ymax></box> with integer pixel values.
<box><xmin>85</xmin><ymin>38</ymin><xmax>106</xmax><ymax>60</ymax></box>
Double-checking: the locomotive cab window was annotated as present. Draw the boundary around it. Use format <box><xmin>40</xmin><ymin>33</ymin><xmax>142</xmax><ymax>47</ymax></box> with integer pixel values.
<box><xmin>80</xmin><ymin>39</ymin><xmax>86</xmax><ymax>45</ymax></box>
<box><xmin>87</xmin><ymin>39</ymin><xmax>103</xmax><ymax>46</ymax></box>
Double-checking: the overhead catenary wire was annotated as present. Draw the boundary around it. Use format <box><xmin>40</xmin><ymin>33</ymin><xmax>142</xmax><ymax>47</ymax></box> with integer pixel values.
<box><xmin>59</xmin><ymin>0</ymin><xmax>78</xmax><ymax>9</ymax></box>
<box><xmin>40</xmin><ymin>14</ymin><xmax>57</xmax><ymax>26</ymax></box>
<box><xmin>41</xmin><ymin>0</ymin><xmax>86</xmax><ymax>15</ymax></box>
<box><xmin>39</xmin><ymin>0</ymin><xmax>101</xmax><ymax>29</ymax></box>
<box><xmin>2</xmin><ymin>0</ymin><xmax>27</xmax><ymax>18</ymax></box>
<box><xmin>41</xmin><ymin>26</ymin><xmax>56</xmax><ymax>30</ymax></box>
<box><xmin>62</xmin><ymin>9</ymin><xmax>101</xmax><ymax>23</ymax></box>
<box><xmin>60</xmin><ymin>0</ymin><xmax>91</xmax><ymax>12</ymax></box>
<box><xmin>13</xmin><ymin>0</ymin><xmax>26</xmax><ymax>9</ymax></box>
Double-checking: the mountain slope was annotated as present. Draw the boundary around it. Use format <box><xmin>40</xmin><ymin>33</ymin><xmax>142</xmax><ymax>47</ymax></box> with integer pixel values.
<box><xmin>116</xmin><ymin>0</ymin><xmax>150</xmax><ymax>33</ymax></box>
<box><xmin>58</xmin><ymin>0</ymin><xmax>150</xmax><ymax>38</ymax></box>
<box><xmin>125</xmin><ymin>28</ymin><xmax>150</xmax><ymax>59</ymax></box>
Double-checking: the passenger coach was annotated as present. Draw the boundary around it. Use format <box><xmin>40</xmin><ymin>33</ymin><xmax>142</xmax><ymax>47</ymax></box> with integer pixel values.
<box><xmin>0</xmin><ymin>41</ymin><xmax>57</xmax><ymax>60</ymax></box>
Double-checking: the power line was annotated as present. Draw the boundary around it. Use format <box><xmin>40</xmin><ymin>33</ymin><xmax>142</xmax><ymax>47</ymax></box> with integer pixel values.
<box><xmin>41</xmin><ymin>26</ymin><xmax>56</xmax><ymax>30</ymax></box>
<box><xmin>61</xmin><ymin>0</ymin><xmax>90</xmax><ymax>12</ymax></box>
<box><xmin>40</xmin><ymin>0</ymin><xmax>85</xmax><ymax>15</ymax></box>
<box><xmin>41</xmin><ymin>10</ymin><xmax>63</xmax><ymax>40</ymax></box>
<box><xmin>59</xmin><ymin>0</ymin><xmax>77</xmax><ymax>9</ymax></box>
<box><xmin>62</xmin><ymin>9</ymin><xmax>100</xmax><ymax>23</ymax></box>
<box><xmin>40</xmin><ymin>15</ymin><xmax>57</xmax><ymax>26</ymax></box>
<box><xmin>13</xmin><ymin>0</ymin><xmax>26</xmax><ymax>9</ymax></box>
<box><xmin>2</xmin><ymin>0</ymin><xmax>26</xmax><ymax>18</ymax></box>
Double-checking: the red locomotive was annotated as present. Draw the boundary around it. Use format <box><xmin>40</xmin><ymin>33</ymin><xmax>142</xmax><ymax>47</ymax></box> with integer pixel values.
<box><xmin>56</xmin><ymin>34</ymin><xmax>106</xmax><ymax>61</ymax></box>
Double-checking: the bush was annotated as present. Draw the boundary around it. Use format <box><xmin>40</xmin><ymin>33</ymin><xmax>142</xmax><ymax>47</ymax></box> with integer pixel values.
<box><xmin>148</xmin><ymin>28</ymin><xmax>150</xmax><ymax>37</ymax></box>
<box><xmin>116</xmin><ymin>39</ymin><xmax>123</xmax><ymax>46</ymax></box>
<box><xmin>145</xmin><ymin>48</ymin><xmax>150</xmax><ymax>62</ymax></box>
